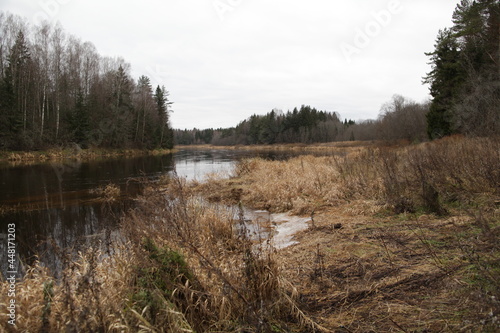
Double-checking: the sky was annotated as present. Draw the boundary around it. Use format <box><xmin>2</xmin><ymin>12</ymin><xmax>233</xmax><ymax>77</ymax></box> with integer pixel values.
<box><xmin>2</xmin><ymin>0</ymin><xmax>458</xmax><ymax>130</ymax></box>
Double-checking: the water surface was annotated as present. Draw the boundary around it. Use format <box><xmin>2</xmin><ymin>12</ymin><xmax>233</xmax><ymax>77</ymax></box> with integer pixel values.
<box><xmin>0</xmin><ymin>149</ymin><xmax>294</xmax><ymax>275</ymax></box>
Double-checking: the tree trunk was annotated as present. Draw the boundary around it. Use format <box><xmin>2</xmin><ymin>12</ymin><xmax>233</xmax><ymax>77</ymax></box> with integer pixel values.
<box><xmin>56</xmin><ymin>96</ymin><xmax>60</xmax><ymax>139</ymax></box>
<box><xmin>40</xmin><ymin>86</ymin><xmax>46</xmax><ymax>138</ymax></box>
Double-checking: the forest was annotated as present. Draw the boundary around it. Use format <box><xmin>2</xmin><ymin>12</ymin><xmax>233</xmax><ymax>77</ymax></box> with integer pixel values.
<box><xmin>174</xmin><ymin>98</ymin><xmax>429</xmax><ymax>145</ymax></box>
<box><xmin>1</xmin><ymin>0</ymin><xmax>498</xmax><ymax>151</ymax></box>
<box><xmin>177</xmin><ymin>0</ymin><xmax>499</xmax><ymax>146</ymax></box>
<box><xmin>0</xmin><ymin>12</ymin><xmax>174</xmax><ymax>151</ymax></box>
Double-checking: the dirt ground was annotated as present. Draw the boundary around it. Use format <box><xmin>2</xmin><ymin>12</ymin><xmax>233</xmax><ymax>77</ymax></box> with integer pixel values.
<box><xmin>232</xmin><ymin>198</ymin><xmax>499</xmax><ymax>332</ymax></box>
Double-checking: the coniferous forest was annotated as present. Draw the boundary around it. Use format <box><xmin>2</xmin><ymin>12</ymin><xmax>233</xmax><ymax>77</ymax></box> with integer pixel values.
<box><xmin>0</xmin><ymin>12</ymin><xmax>174</xmax><ymax>151</ymax></box>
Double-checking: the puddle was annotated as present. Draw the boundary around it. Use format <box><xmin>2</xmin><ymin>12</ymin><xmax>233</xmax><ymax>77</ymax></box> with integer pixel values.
<box><xmin>193</xmin><ymin>197</ymin><xmax>311</xmax><ymax>250</ymax></box>
<box><xmin>239</xmin><ymin>208</ymin><xmax>311</xmax><ymax>249</ymax></box>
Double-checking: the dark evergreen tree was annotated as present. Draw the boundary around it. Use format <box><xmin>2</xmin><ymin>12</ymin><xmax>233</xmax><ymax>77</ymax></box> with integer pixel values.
<box><xmin>69</xmin><ymin>90</ymin><xmax>90</xmax><ymax>146</ymax></box>
<box><xmin>154</xmin><ymin>85</ymin><xmax>174</xmax><ymax>148</ymax></box>
<box><xmin>424</xmin><ymin>29</ymin><xmax>466</xmax><ymax>139</ymax></box>
<box><xmin>425</xmin><ymin>1</ymin><xmax>499</xmax><ymax>138</ymax></box>
<box><xmin>4</xmin><ymin>31</ymin><xmax>31</xmax><ymax>147</ymax></box>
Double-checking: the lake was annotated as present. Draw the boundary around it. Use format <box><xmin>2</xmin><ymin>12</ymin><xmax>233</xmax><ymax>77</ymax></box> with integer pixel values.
<box><xmin>0</xmin><ymin>148</ymin><xmax>297</xmax><ymax>276</ymax></box>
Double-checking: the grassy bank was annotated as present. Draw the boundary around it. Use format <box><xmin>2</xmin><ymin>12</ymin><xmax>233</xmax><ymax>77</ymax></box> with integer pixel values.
<box><xmin>193</xmin><ymin>136</ymin><xmax>499</xmax><ymax>215</ymax></box>
<box><xmin>0</xmin><ymin>147</ymin><xmax>175</xmax><ymax>164</ymax></box>
<box><xmin>176</xmin><ymin>140</ymin><xmax>390</xmax><ymax>152</ymax></box>
<box><xmin>1</xmin><ymin>136</ymin><xmax>499</xmax><ymax>332</ymax></box>
<box><xmin>191</xmin><ymin>135</ymin><xmax>500</xmax><ymax>331</ymax></box>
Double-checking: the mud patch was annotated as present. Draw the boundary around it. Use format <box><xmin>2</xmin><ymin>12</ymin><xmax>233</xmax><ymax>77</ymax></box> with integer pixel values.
<box><xmin>242</xmin><ymin>209</ymin><xmax>311</xmax><ymax>249</ymax></box>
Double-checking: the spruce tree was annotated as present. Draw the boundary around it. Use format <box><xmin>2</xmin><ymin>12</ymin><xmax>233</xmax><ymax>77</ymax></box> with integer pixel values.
<box><xmin>424</xmin><ymin>29</ymin><xmax>465</xmax><ymax>139</ymax></box>
<box><xmin>425</xmin><ymin>1</ymin><xmax>499</xmax><ymax>138</ymax></box>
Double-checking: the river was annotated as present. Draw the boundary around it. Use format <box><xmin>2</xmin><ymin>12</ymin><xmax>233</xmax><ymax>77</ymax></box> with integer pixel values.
<box><xmin>0</xmin><ymin>148</ymin><xmax>298</xmax><ymax>276</ymax></box>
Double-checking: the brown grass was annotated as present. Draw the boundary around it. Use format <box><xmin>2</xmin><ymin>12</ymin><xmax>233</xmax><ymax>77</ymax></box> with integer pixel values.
<box><xmin>191</xmin><ymin>136</ymin><xmax>500</xmax><ymax>331</ymax></box>
<box><xmin>0</xmin><ymin>147</ymin><xmax>175</xmax><ymax>165</ymax></box>
<box><xmin>90</xmin><ymin>183</ymin><xmax>122</xmax><ymax>203</ymax></box>
<box><xmin>0</xmin><ymin>241</ymin><xmax>137</xmax><ymax>332</ymax></box>
<box><xmin>1</xmin><ymin>136</ymin><xmax>499</xmax><ymax>332</ymax></box>
<box><xmin>195</xmin><ymin>136</ymin><xmax>499</xmax><ymax>216</ymax></box>
<box><xmin>0</xmin><ymin>179</ymin><xmax>328</xmax><ymax>332</ymax></box>
<box><xmin>120</xmin><ymin>179</ymin><xmax>330</xmax><ymax>332</ymax></box>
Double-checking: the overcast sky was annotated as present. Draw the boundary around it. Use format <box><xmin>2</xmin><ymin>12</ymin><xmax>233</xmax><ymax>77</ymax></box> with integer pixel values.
<box><xmin>3</xmin><ymin>0</ymin><xmax>458</xmax><ymax>129</ymax></box>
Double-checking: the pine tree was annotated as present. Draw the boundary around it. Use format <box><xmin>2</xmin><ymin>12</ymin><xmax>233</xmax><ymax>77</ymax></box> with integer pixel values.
<box><xmin>3</xmin><ymin>31</ymin><xmax>31</xmax><ymax>148</ymax></box>
<box><xmin>424</xmin><ymin>29</ymin><xmax>466</xmax><ymax>139</ymax></box>
<box><xmin>154</xmin><ymin>85</ymin><xmax>174</xmax><ymax>148</ymax></box>
<box><xmin>70</xmin><ymin>91</ymin><xmax>90</xmax><ymax>146</ymax></box>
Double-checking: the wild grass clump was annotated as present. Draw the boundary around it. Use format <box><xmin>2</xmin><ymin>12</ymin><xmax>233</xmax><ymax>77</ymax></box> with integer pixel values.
<box><xmin>0</xmin><ymin>241</ymin><xmax>137</xmax><ymax>332</ymax></box>
<box><xmin>122</xmin><ymin>179</ymin><xmax>330</xmax><ymax>332</ymax></box>
<box><xmin>0</xmin><ymin>177</ymin><xmax>328</xmax><ymax>332</ymax></box>
<box><xmin>90</xmin><ymin>183</ymin><xmax>121</xmax><ymax>202</ymax></box>
<box><xmin>224</xmin><ymin>136</ymin><xmax>499</xmax><ymax>215</ymax></box>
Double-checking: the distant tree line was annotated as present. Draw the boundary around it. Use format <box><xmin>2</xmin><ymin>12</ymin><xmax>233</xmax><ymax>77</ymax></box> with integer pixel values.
<box><xmin>0</xmin><ymin>12</ymin><xmax>174</xmax><ymax>150</ymax></box>
<box><xmin>176</xmin><ymin>1</ymin><xmax>498</xmax><ymax>146</ymax></box>
<box><xmin>174</xmin><ymin>98</ymin><xmax>430</xmax><ymax>145</ymax></box>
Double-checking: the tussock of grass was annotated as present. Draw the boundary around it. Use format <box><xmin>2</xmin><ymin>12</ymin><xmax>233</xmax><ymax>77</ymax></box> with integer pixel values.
<box><xmin>90</xmin><ymin>183</ymin><xmax>121</xmax><ymax>202</ymax></box>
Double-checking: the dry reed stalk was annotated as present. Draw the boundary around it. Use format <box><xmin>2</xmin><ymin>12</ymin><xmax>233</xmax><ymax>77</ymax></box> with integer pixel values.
<box><xmin>222</xmin><ymin>136</ymin><xmax>499</xmax><ymax>215</ymax></box>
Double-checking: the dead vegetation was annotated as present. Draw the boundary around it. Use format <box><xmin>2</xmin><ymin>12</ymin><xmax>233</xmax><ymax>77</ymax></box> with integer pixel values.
<box><xmin>0</xmin><ymin>178</ymin><xmax>328</xmax><ymax>332</ymax></box>
<box><xmin>90</xmin><ymin>183</ymin><xmax>122</xmax><ymax>203</ymax></box>
<box><xmin>1</xmin><ymin>136</ymin><xmax>499</xmax><ymax>332</ymax></box>
<box><xmin>0</xmin><ymin>147</ymin><xmax>175</xmax><ymax>165</ymax></box>
<box><xmin>195</xmin><ymin>136</ymin><xmax>499</xmax><ymax>216</ymax></box>
<box><xmin>191</xmin><ymin>136</ymin><xmax>500</xmax><ymax>331</ymax></box>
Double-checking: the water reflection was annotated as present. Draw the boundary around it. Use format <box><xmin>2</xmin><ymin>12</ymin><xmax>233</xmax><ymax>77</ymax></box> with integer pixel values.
<box><xmin>0</xmin><ymin>149</ymin><xmax>306</xmax><ymax>276</ymax></box>
<box><xmin>0</xmin><ymin>154</ymin><xmax>175</xmax><ymax>276</ymax></box>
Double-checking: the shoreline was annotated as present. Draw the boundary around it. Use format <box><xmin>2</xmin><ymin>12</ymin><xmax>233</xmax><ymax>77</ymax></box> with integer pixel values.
<box><xmin>0</xmin><ymin>147</ymin><xmax>176</xmax><ymax>164</ymax></box>
<box><xmin>175</xmin><ymin>140</ymin><xmax>391</xmax><ymax>150</ymax></box>
<box><xmin>2</xmin><ymin>136</ymin><xmax>499</xmax><ymax>331</ymax></box>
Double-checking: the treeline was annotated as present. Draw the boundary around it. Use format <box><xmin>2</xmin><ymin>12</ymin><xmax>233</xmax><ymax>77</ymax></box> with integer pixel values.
<box><xmin>424</xmin><ymin>0</ymin><xmax>499</xmax><ymax>138</ymax></box>
<box><xmin>0</xmin><ymin>12</ymin><xmax>173</xmax><ymax>151</ymax></box>
<box><xmin>176</xmin><ymin>0</ymin><xmax>498</xmax><ymax>146</ymax></box>
<box><xmin>175</xmin><ymin>97</ymin><xmax>429</xmax><ymax>145</ymax></box>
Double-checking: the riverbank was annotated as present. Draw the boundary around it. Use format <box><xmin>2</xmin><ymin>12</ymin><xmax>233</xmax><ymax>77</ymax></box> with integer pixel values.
<box><xmin>1</xmin><ymin>136</ymin><xmax>499</xmax><ymax>332</ymax></box>
<box><xmin>188</xmin><ymin>135</ymin><xmax>500</xmax><ymax>331</ymax></box>
<box><xmin>0</xmin><ymin>147</ymin><xmax>176</xmax><ymax>164</ymax></box>
<box><xmin>176</xmin><ymin>140</ymin><xmax>406</xmax><ymax>152</ymax></box>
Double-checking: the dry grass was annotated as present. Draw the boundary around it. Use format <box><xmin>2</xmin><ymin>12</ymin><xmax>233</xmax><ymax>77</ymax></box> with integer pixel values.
<box><xmin>0</xmin><ymin>241</ymin><xmax>137</xmax><ymax>332</ymax></box>
<box><xmin>0</xmin><ymin>179</ymin><xmax>328</xmax><ymax>332</ymax></box>
<box><xmin>195</xmin><ymin>136</ymin><xmax>499</xmax><ymax>217</ymax></box>
<box><xmin>0</xmin><ymin>147</ymin><xmax>175</xmax><ymax>165</ymax></box>
<box><xmin>120</xmin><ymin>179</ymin><xmax>330</xmax><ymax>332</ymax></box>
<box><xmin>1</xmin><ymin>136</ymin><xmax>499</xmax><ymax>332</ymax></box>
<box><xmin>90</xmin><ymin>183</ymin><xmax>122</xmax><ymax>203</ymax></box>
<box><xmin>191</xmin><ymin>136</ymin><xmax>500</xmax><ymax>331</ymax></box>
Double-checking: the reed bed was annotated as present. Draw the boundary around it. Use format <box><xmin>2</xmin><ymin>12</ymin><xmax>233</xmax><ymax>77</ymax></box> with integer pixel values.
<box><xmin>217</xmin><ymin>136</ymin><xmax>499</xmax><ymax>215</ymax></box>
<box><xmin>0</xmin><ymin>147</ymin><xmax>175</xmax><ymax>164</ymax></box>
